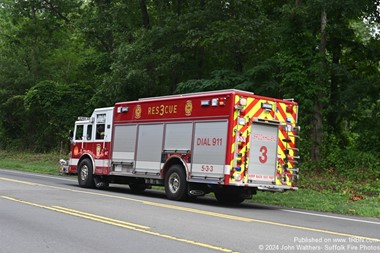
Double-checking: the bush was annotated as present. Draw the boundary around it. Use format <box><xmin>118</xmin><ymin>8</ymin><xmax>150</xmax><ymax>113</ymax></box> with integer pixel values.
<box><xmin>300</xmin><ymin>146</ymin><xmax>379</xmax><ymax>196</ymax></box>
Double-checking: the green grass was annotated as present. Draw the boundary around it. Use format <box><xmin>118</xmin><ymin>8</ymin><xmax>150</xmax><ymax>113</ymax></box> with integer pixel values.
<box><xmin>0</xmin><ymin>151</ymin><xmax>60</xmax><ymax>175</ymax></box>
<box><xmin>0</xmin><ymin>150</ymin><xmax>379</xmax><ymax>218</ymax></box>
<box><xmin>249</xmin><ymin>190</ymin><xmax>380</xmax><ymax>218</ymax></box>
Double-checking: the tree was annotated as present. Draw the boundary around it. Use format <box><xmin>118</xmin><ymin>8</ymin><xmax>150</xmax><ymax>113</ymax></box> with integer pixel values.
<box><xmin>0</xmin><ymin>0</ymin><xmax>378</xmax><ymax>168</ymax></box>
<box><xmin>23</xmin><ymin>81</ymin><xmax>94</xmax><ymax>151</ymax></box>
<box><xmin>0</xmin><ymin>0</ymin><xmax>95</xmax><ymax>150</ymax></box>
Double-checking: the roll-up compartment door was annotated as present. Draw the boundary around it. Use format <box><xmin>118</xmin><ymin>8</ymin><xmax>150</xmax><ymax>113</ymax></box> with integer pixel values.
<box><xmin>164</xmin><ymin>123</ymin><xmax>192</xmax><ymax>151</ymax></box>
<box><xmin>112</xmin><ymin>124</ymin><xmax>137</xmax><ymax>161</ymax></box>
<box><xmin>135</xmin><ymin>124</ymin><xmax>164</xmax><ymax>173</ymax></box>
<box><xmin>191</xmin><ymin>121</ymin><xmax>228</xmax><ymax>179</ymax></box>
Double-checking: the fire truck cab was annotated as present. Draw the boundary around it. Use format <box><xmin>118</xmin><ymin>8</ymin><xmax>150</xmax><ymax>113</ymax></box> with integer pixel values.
<box><xmin>61</xmin><ymin>89</ymin><xmax>300</xmax><ymax>204</ymax></box>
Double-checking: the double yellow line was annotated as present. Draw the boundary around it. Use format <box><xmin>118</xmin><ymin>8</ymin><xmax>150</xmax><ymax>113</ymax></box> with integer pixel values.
<box><xmin>1</xmin><ymin>196</ymin><xmax>149</xmax><ymax>230</ymax></box>
<box><xmin>1</xmin><ymin>195</ymin><xmax>238</xmax><ymax>253</ymax></box>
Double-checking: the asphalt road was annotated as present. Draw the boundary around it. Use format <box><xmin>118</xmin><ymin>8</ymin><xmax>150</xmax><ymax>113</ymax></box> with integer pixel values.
<box><xmin>0</xmin><ymin>168</ymin><xmax>379</xmax><ymax>253</ymax></box>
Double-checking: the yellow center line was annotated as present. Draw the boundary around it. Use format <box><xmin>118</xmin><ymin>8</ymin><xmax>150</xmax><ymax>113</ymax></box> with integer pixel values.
<box><xmin>0</xmin><ymin>177</ymin><xmax>40</xmax><ymax>186</ymax></box>
<box><xmin>1</xmin><ymin>196</ymin><xmax>146</xmax><ymax>230</ymax></box>
<box><xmin>52</xmin><ymin>205</ymin><xmax>150</xmax><ymax>229</ymax></box>
<box><xmin>1</xmin><ymin>176</ymin><xmax>379</xmax><ymax>243</ymax></box>
<box><xmin>1</xmin><ymin>196</ymin><xmax>237</xmax><ymax>253</ymax></box>
<box><xmin>0</xmin><ymin>177</ymin><xmax>142</xmax><ymax>202</ymax></box>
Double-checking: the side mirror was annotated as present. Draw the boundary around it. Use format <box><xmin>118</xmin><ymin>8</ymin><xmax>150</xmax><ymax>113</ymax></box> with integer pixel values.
<box><xmin>69</xmin><ymin>130</ymin><xmax>74</xmax><ymax>138</ymax></box>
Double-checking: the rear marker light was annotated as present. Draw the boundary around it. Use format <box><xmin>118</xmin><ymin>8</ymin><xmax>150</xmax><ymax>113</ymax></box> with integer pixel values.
<box><xmin>286</xmin><ymin>105</ymin><xmax>294</xmax><ymax>113</ymax></box>
<box><xmin>238</xmin><ymin>118</ymin><xmax>246</xmax><ymax>125</ymax></box>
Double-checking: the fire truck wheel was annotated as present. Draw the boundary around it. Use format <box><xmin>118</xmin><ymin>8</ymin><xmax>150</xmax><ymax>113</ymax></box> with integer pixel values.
<box><xmin>78</xmin><ymin>159</ymin><xmax>95</xmax><ymax>188</ymax></box>
<box><xmin>94</xmin><ymin>176</ymin><xmax>109</xmax><ymax>189</ymax></box>
<box><xmin>165</xmin><ymin>164</ymin><xmax>188</xmax><ymax>201</ymax></box>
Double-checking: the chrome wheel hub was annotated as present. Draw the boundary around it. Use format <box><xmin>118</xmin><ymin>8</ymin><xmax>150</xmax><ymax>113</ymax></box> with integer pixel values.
<box><xmin>80</xmin><ymin>165</ymin><xmax>89</xmax><ymax>181</ymax></box>
<box><xmin>168</xmin><ymin>173</ymin><xmax>180</xmax><ymax>193</ymax></box>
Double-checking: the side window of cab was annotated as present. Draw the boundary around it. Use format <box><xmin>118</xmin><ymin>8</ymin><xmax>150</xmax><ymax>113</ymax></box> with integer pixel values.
<box><xmin>96</xmin><ymin>124</ymin><xmax>105</xmax><ymax>140</ymax></box>
<box><xmin>86</xmin><ymin>125</ymin><xmax>93</xmax><ymax>140</ymax></box>
<box><xmin>75</xmin><ymin>125</ymin><xmax>84</xmax><ymax>140</ymax></box>
<box><xmin>95</xmin><ymin>113</ymin><xmax>106</xmax><ymax>140</ymax></box>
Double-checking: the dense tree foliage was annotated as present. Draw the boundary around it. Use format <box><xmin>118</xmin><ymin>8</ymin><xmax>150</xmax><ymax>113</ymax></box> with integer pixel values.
<box><xmin>0</xmin><ymin>1</ymin><xmax>379</xmax><ymax>175</ymax></box>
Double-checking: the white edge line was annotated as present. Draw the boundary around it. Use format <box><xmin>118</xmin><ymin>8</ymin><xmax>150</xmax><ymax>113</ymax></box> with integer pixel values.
<box><xmin>281</xmin><ymin>209</ymin><xmax>380</xmax><ymax>225</ymax></box>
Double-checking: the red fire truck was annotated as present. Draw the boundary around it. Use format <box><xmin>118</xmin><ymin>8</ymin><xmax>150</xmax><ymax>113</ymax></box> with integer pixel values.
<box><xmin>60</xmin><ymin>89</ymin><xmax>300</xmax><ymax>204</ymax></box>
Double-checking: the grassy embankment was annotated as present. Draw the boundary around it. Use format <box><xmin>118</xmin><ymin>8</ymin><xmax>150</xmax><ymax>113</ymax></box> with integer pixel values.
<box><xmin>0</xmin><ymin>150</ymin><xmax>379</xmax><ymax>218</ymax></box>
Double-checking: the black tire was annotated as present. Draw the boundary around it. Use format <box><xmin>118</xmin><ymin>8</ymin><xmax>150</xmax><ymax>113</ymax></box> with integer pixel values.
<box><xmin>77</xmin><ymin>158</ymin><xmax>95</xmax><ymax>188</ymax></box>
<box><xmin>165</xmin><ymin>164</ymin><xmax>188</xmax><ymax>201</ymax></box>
<box><xmin>94</xmin><ymin>176</ymin><xmax>109</xmax><ymax>189</ymax></box>
<box><xmin>214</xmin><ymin>188</ymin><xmax>245</xmax><ymax>205</ymax></box>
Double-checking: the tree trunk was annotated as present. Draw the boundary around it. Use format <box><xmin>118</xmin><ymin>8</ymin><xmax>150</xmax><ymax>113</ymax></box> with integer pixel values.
<box><xmin>319</xmin><ymin>9</ymin><xmax>327</xmax><ymax>55</ymax></box>
<box><xmin>30</xmin><ymin>5</ymin><xmax>40</xmax><ymax>83</ymax></box>
<box><xmin>328</xmin><ymin>42</ymin><xmax>341</xmax><ymax>135</ymax></box>
<box><xmin>311</xmin><ymin>101</ymin><xmax>323</xmax><ymax>162</ymax></box>
<box><xmin>140</xmin><ymin>0</ymin><xmax>150</xmax><ymax>29</ymax></box>
<box><xmin>311</xmin><ymin>8</ymin><xmax>327</xmax><ymax>166</ymax></box>
<box><xmin>176</xmin><ymin>0</ymin><xmax>182</xmax><ymax>16</ymax></box>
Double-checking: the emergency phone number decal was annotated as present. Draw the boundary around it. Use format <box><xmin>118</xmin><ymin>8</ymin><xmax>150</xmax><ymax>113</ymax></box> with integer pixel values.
<box><xmin>196</xmin><ymin>137</ymin><xmax>223</xmax><ymax>146</ymax></box>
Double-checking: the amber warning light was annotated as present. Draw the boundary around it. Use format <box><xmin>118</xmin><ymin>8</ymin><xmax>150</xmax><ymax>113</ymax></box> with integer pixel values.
<box><xmin>219</xmin><ymin>98</ymin><xmax>226</xmax><ymax>106</ymax></box>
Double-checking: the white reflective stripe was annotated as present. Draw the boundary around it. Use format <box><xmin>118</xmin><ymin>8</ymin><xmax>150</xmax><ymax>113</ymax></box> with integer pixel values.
<box><xmin>94</xmin><ymin>159</ymin><xmax>110</xmax><ymax>167</ymax></box>
<box><xmin>112</xmin><ymin>151</ymin><xmax>135</xmax><ymax>160</ymax></box>
<box><xmin>224</xmin><ymin>165</ymin><xmax>230</xmax><ymax>175</ymax></box>
<box><xmin>135</xmin><ymin>161</ymin><xmax>160</xmax><ymax>171</ymax></box>
<box><xmin>69</xmin><ymin>158</ymin><xmax>79</xmax><ymax>166</ymax></box>
<box><xmin>69</xmin><ymin>158</ymin><xmax>110</xmax><ymax>168</ymax></box>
